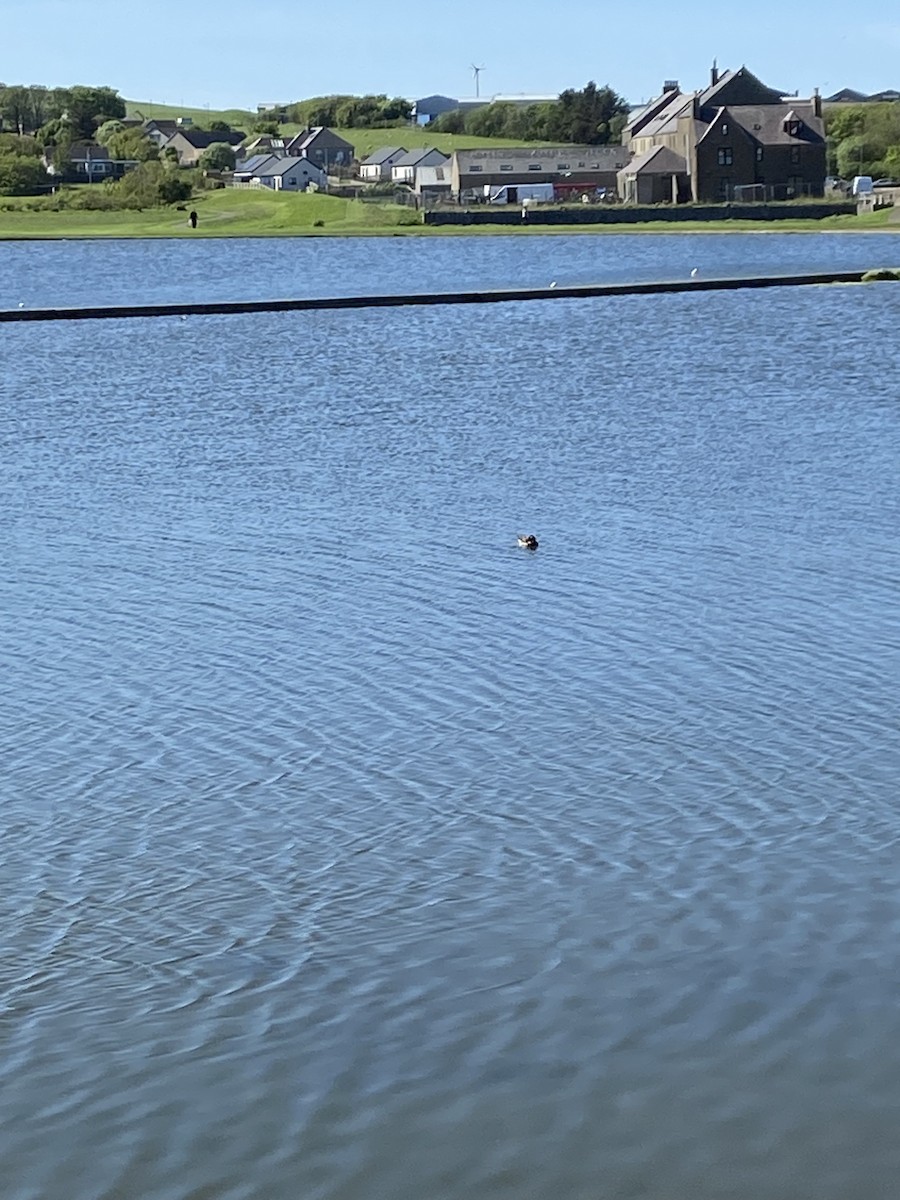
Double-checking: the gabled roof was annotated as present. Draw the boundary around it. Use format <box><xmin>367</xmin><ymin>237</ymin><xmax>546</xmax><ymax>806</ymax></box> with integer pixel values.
<box><xmin>699</xmin><ymin>66</ymin><xmax>785</xmax><ymax>110</ymax></box>
<box><xmin>235</xmin><ymin>153</ymin><xmax>279</xmax><ymax>174</ymax></box>
<box><xmin>172</xmin><ymin>129</ymin><xmax>244</xmax><ymax>148</ymax></box>
<box><xmin>725</xmin><ymin>103</ymin><xmax>824</xmax><ymax>145</ymax></box>
<box><xmin>255</xmin><ymin>156</ymin><xmax>326</xmax><ymax>177</ymax></box>
<box><xmin>620</xmin><ymin>144</ymin><xmax>688</xmax><ymax>175</ymax></box>
<box><xmin>361</xmin><ymin>146</ymin><xmax>407</xmax><ymax>165</ymax></box>
<box><xmin>824</xmin><ymin>87</ymin><xmax>868</xmax><ymax>103</ymax></box>
<box><xmin>392</xmin><ymin>147</ymin><xmax>448</xmax><ymax>167</ymax></box>
<box><xmin>287</xmin><ymin>126</ymin><xmax>355</xmax><ymax>152</ymax></box>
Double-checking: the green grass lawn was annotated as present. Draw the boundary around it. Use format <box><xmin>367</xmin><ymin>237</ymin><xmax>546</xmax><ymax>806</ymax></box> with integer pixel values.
<box><xmin>0</xmin><ymin>188</ymin><xmax>421</xmax><ymax>238</ymax></box>
<box><xmin>0</xmin><ymin>185</ymin><xmax>896</xmax><ymax>240</ymax></box>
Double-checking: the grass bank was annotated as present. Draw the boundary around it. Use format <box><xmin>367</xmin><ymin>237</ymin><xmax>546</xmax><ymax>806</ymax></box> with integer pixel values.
<box><xmin>0</xmin><ymin>188</ymin><xmax>896</xmax><ymax>239</ymax></box>
<box><xmin>123</xmin><ymin>100</ymin><xmax>550</xmax><ymax>158</ymax></box>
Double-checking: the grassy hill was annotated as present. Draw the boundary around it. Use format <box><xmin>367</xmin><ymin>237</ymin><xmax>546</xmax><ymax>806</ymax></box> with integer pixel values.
<box><xmin>124</xmin><ymin>99</ymin><xmax>550</xmax><ymax>157</ymax></box>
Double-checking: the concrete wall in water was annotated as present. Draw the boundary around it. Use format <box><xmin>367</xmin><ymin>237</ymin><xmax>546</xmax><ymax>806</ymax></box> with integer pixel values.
<box><xmin>423</xmin><ymin>202</ymin><xmax>856</xmax><ymax>227</ymax></box>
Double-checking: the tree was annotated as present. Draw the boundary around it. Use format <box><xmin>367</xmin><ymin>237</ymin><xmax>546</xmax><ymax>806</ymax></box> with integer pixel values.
<box><xmin>113</xmin><ymin>160</ymin><xmax>192</xmax><ymax>207</ymax></box>
<box><xmin>207</xmin><ymin>119</ymin><xmax>232</xmax><ymax>133</ymax></box>
<box><xmin>96</xmin><ymin>119</ymin><xmax>126</xmax><ymax>145</ymax></box>
<box><xmin>66</xmin><ymin>86</ymin><xmax>126</xmax><ymax>139</ymax></box>
<box><xmin>105</xmin><ymin>127</ymin><xmax>159</xmax><ymax>162</ymax></box>
<box><xmin>0</xmin><ymin>86</ymin><xmax>30</xmax><ymax>134</ymax></box>
<box><xmin>198</xmin><ymin>141</ymin><xmax>236</xmax><ymax>171</ymax></box>
<box><xmin>0</xmin><ymin>151</ymin><xmax>50</xmax><ymax>194</ymax></box>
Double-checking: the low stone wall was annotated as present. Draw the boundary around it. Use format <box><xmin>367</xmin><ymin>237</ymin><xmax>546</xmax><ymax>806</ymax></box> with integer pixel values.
<box><xmin>423</xmin><ymin>202</ymin><xmax>856</xmax><ymax>227</ymax></box>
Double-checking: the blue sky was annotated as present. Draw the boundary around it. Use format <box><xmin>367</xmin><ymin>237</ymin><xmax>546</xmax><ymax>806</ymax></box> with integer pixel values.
<box><xmin>6</xmin><ymin>0</ymin><xmax>899</xmax><ymax>110</ymax></box>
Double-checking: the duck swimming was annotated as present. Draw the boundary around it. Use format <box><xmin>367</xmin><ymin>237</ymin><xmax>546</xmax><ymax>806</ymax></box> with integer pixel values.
<box><xmin>517</xmin><ymin>534</ymin><xmax>539</xmax><ymax>550</ymax></box>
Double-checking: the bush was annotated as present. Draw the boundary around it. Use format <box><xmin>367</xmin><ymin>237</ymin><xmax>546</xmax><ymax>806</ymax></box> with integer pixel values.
<box><xmin>0</xmin><ymin>152</ymin><xmax>50</xmax><ymax>195</ymax></box>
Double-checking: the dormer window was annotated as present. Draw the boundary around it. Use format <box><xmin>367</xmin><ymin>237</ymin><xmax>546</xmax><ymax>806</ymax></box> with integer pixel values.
<box><xmin>783</xmin><ymin>111</ymin><xmax>802</xmax><ymax>137</ymax></box>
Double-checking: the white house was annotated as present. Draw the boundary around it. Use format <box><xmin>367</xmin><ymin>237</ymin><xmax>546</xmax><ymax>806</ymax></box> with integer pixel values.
<box><xmin>234</xmin><ymin>154</ymin><xmax>327</xmax><ymax>191</ymax></box>
<box><xmin>359</xmin><ymin>146</ymin><xmax>408</xmax><ymax>181</ymax></box>
<box><xmin>390</xmin><ymin>147</ymin><xmax>450</xmax><ymax>185</ymax></box>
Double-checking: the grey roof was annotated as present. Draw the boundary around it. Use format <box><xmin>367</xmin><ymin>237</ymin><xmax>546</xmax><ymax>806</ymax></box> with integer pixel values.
<box><xmin>173</xmin><ymin>129</ymin><xmax>244</xmax><ymax>148</ymax></box>
<box><xmin>392</xmin><ymin>147</ymin><xmax>448</xmax><ymax>167</ymax></box>
<box><xmin>698</xmin><ymin>66</ymin><xmax>784</xmax><ymax>110</ymax></box>
<box><xmin>234</xmin><ymin>153</ymin><xmax>279</xmax><ymax>174</ymax></box>
<box><xmin>454</xmin><ymin>145</ymin><xmax>628</xmax><ymax>172</ymax></box>
<box><xmin>361</xmin><ymin>146</ymin><xmax>407</xmax><ymax>165</ymax></box>
<box><xmin>620</xmin><ymin>144</ymin><xmax>687</xmax><ymax>175</ymax></box>
<box><xmin>824</xmin><ymin>87</ymin><xmax>868</xmax><ymax>103</ymax></box>
<box><xmin>703</xmin><ymin>103</ymin><xmax>824</xmax><ymax>146</ymax></box>
<box><xmin>287</xmin><ymin>126</ymin><xmax>355</xmax><ymax>153</ymax></box>
<box><xmin>255</xmin><ymin>156</ymin><xmax>325</xmax><ymax>177</ymax></box>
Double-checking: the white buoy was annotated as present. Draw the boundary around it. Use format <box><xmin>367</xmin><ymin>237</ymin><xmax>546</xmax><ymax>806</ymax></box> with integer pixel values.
<box><xmin>690</xmin><ymin>268</ymin><xmax>699</xmax><ymax>278</ymax></box>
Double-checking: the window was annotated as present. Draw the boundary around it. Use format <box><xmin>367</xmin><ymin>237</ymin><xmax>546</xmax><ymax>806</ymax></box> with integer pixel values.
<box><xmin>577</xmin><ymin>161</ymin><xmax>586</xmax><ymax>167</ymax></box>
<box><xmin>500</xmin><ymin>164</ymin><xmax>513</xmax><ymax>172</ymax></box>
<box><xmin>721</xmin><ymin>122</ymin><xmax>728</xmax><ymax>135</ymax></box>
<box><xmin>755</xmin><ymin>146</ymin><xmax>763</xmax><ymax>162</ymax></box>
<box><xmin>527</xmin><ymin>163</ymin><xmax>542</xmax><ymax>171</ymax></box>
<box><xmin>785</xmin><ymin>119</ymin><xmax>800</xmax><ymax>136</ymax></box>
<box><xmin>469</xmin><ymin>165</ymin><xmax>483</xmax><ymax>172</ymax></box>
<box><xmin>717</xmin><ymin>147</ymin><xmax>733</xmax><ymax>166</ymax></box>
<box><xmin>557</xmin><ymin>163</ymin><xmax>569</xmax><ymax>170</ymax></box>
<box><xmin>790</xmin><ymin>147</ymin><xmax>800</xmax><ymax>164</ymax></box>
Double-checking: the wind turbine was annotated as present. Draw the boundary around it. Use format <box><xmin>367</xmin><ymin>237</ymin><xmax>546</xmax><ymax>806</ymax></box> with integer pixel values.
<box><xmin>471</xmin><ymin>63</ymin><xmax>486</xmax><ymax>98</ymax></box>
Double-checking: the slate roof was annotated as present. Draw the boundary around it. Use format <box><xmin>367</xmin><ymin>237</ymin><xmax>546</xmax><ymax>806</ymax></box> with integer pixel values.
<box><xmin>362</xmin><ymin>146</ymin><xmax>407</xmax><ymax>165</ymax></box>
<box><xmin>173</xmin><ymin>129</ymin><xmax>244</xmax><ymax>149</ymax></box>
<box><xmin>392</xmin><ymin>147</ymin><xmax>447</xmax><ymax>167</ymax></box>
<box><xmin>255</xmin><ymin>157</ymin><xmax>325</xmax><ymax>177</ymax></box>
<box><xmin>620</xmin><ymin>144</ymin><xmax>688</xmax><ymax>175</ymax></box>
<box><xmin>234</xmin><ymin>154</ymin><xmax>279</xmax><ymax>174</ymax></box>
<box><xmin>702</xmin><ymin>103</ymin><xmax>824</xmax><ymax>146</ymax></box>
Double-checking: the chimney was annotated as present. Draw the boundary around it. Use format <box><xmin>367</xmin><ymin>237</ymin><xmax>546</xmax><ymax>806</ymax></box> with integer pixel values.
<box><xmin>813</xmin><ymin>87</ymin><xmax>822</xmax><ymax>117</ymax></box>
<box><xmin>663</xmin><ymin>79</ymin><xmax>679</xmax><ymax>93</ymax></box>
<box><xmin>711</xmin><ymin>59</ymin><xmax>719</xmax><ymax>87</ymax></box>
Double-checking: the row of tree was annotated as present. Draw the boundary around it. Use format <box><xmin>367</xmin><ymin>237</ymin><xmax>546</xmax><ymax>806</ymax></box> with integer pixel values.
<box><xmin>0</xmin><ymin>84</ymin><xmax>126</xmax><ymax>140</ymax></box>
<box><xmin>826</xmin><ymin>103</ymin><xmax>900</xmax><ymax>179</ymax></box>
<box><xmin>430</xmin><ymin>83</ymin><xmax>630</xmax><ymax>145</ymax></box>
<box><xmin>287</xmin><ymin>94</ymin><xmax>413</xmax><ymax>129</ymax></box>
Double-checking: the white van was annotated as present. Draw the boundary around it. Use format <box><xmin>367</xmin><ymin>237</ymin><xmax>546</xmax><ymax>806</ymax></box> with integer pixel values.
<box><xmin>851</xmin><ymin>176</ymin><xmax>874</xmax><ymax>195</ymax></box>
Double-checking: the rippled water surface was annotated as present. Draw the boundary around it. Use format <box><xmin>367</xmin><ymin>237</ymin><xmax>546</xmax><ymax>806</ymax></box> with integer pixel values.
<box><xmin>2</xmin><ymin>236</ymin><xmax>900</xmax><ymax>1200</ymax></box>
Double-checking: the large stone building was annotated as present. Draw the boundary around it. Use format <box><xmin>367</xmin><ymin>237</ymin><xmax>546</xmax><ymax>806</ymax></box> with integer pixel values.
<box><xmin>620</xmin><ymin>65</ymin><xmax>826</xmax><ymax>203</ymax></box>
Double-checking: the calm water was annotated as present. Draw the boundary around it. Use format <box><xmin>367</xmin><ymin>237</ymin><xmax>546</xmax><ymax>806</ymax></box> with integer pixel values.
<box><xmin>2</xmin><ymin>235</ymin><xmax>900</xmax><ymax>1200</ymax></box>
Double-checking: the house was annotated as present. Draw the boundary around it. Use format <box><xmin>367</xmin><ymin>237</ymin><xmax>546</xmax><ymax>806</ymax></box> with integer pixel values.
<box><xmin>617</xmin><ymin>145</ymin><xmax>690</xmax><ymax>204</ymax></box>
<box><xmin>450</xmin><ymin>146</ymin><xmax>628</xmax><ymax>200</ymax></box>
<box><xmin>143</xmin><ymin>117</ymin><xmax>199</xmax><ymax>147</ymax></box>
<box><xmin>164</xmin><ymin>129</ymin><xmax>245</xmax><ymax>166</ymax></box>
<box><xmin>824</xmin><ymin>87</ymin><xmax>900</xmax><ymax>104</ymax></box>
<box><xmin>621</xmin><ymin>65</ymin><xmax>826</xmax><ymax>202</ymax></box>
<box><xmin>232</xmin><ymin>153</ymin><xmax>327</xmax><ymax>191</ymax></box>
<box><xmin>241</xmin><ymin>134</ymin><xmax>291</xmax><ymax>157</ymax></box>
<box><xmin>43</xmin><ymin>142</ymin><xmax>138</xmax><ymax>182</ymax></box>
<box><xmin>359</xmin><ymin>146</ymin><xmax>408</xmax><ymax>181</ymax></box>
<box><xmin>414</xmin><ymin>163</ymin><xmax>453</xmax><ymax>202</ymax></box>
<box><xmin>253</xmin><ymin>156</ymin><xmax>326</xmax><ymax>191</ymax></box>
<box><xmin>285</xmin><ymin>127</ymin><xmax>355</xmax><ymax>169</ymax></box>
<box><xmin>390</xmin><ymin>147</ymin><xmax>449</xmax><ymax>184</ymax></box>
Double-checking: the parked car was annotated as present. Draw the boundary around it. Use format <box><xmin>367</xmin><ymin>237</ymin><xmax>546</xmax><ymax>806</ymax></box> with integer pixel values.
<box><xmin>872</xmin><ymin>178</ymin><xmax>900</xmax><ymax>188</ymax></box>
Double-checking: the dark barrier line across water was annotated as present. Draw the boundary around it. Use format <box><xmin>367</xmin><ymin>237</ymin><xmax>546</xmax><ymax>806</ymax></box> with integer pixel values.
<box><xmin>0</xmin><ymin>270</ymin><xmax>885</xmax><ymax>322</ymax></box>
